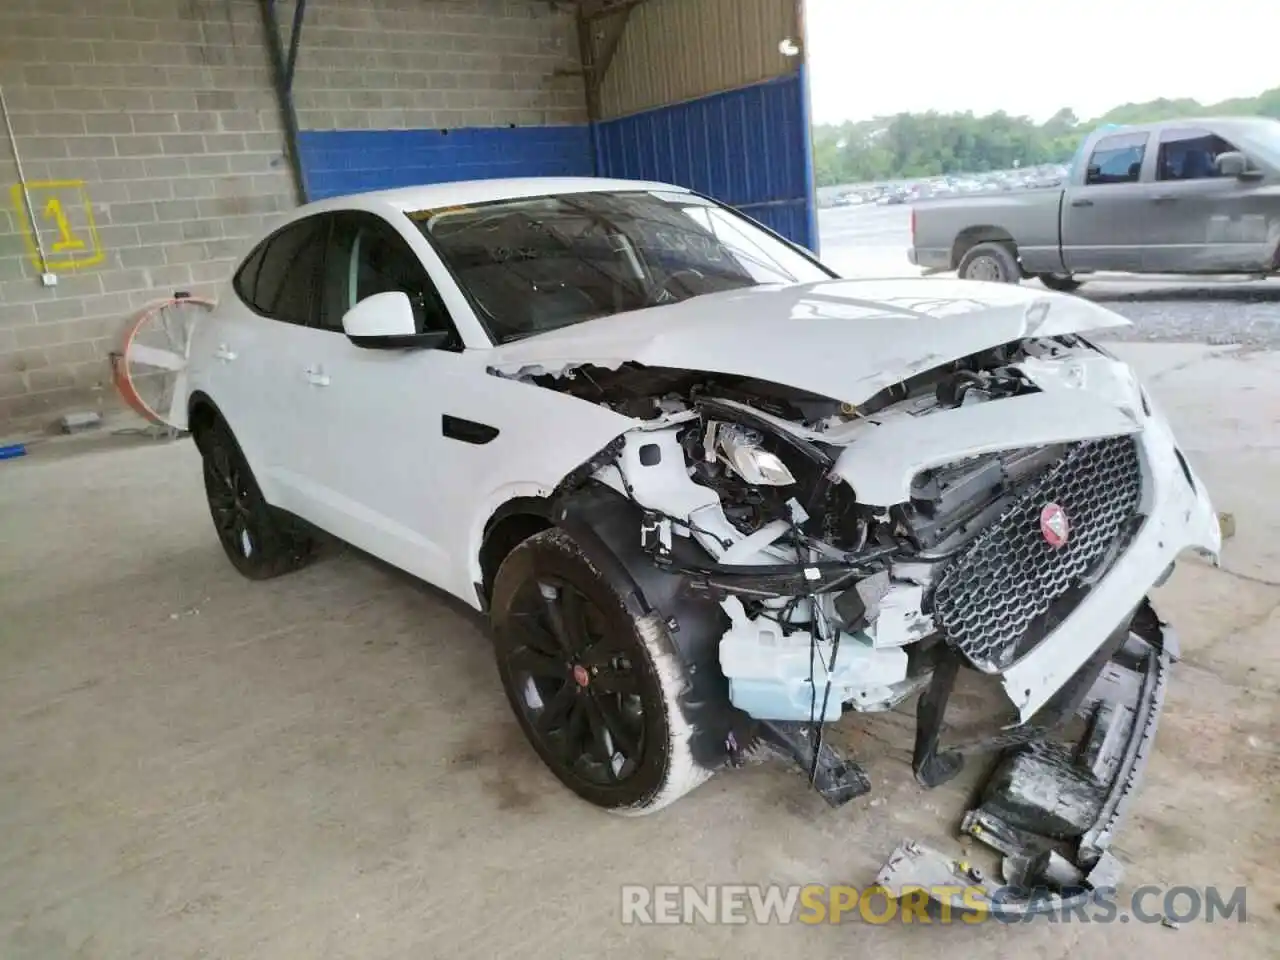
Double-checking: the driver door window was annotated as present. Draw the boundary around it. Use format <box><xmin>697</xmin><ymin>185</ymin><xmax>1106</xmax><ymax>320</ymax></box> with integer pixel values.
<box><xmin>318</xmin><ymin>212</ymin><xmax>455</xmax><ymax>342</ymax></box>
<box><xmin>1156</xmin><ymin>129</ymin><xmax>1240</xmax><ymax>180</ymax></box>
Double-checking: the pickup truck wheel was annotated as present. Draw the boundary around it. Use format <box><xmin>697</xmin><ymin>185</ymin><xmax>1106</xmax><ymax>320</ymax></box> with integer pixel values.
<box><xmin>1038</xmin><ymin>273</ymin><xmax>1082</xmax><ymax>293</ymax></box>
<box><xmin>490</xmin><ymin>528</ymin><xmax>711</xmax><ymax>815</ymax></box>
<box><xmin>958</xmin><ymin>242</ymin><xmax>1021</xmax><ymax>284</ymax></box>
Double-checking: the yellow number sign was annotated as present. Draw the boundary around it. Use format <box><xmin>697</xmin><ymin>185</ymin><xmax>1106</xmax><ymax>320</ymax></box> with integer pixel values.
<box><xmin>9</xmin><ymin>180</ymin><xmax>104</xmax><ymax>270</ymax></box>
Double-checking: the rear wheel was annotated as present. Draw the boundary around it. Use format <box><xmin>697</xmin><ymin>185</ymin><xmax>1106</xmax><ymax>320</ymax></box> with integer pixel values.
<box><xmin>1038</xmin><ymin>273</ymin><xmax>1082</xmax><ymax>293</ymax></box>
<box><xmin>490</xmin><ymin>529</ymin><xmax>710</xmax><ymax>814</ymax></box>
<box><xmin>199</xmin><ymin>419</ymin><xmax>314</xmax><ymax>580</ymax></box>
<box><xmin>958</xmin><ymin>241</ymin><xmax>1021</xmax><ymax>283</ymax></box>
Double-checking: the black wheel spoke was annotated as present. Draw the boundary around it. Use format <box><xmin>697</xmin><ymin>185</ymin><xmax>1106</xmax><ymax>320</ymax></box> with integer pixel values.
<box><xmin>591</xmin><ymin>692</ymin><xmax>639</xmax><ymax>760</ymax></box>
<box><xmin>208</xmin><ymin>489</ymin><xmax>234</xmax><ymax>512</ymax></box>
<box><xmin>582</xmin><ymin>694</ymin><xmax>618</xmax><ymax>779</ymax></box>
<box><xmin>535</xmin><ymin>682</ymin><xmax>576</xmax><ymax>736</ymax></box>
<box><xmin>538</xmin><ymin>582</ymin><xmax>577</xmax><ymax>654</ymax></box>
<box><xmin>211</xmin><ymin>446</ymin><xmax>233</xmax><ymax>487</ymax></box>
<box><xmin>563</xmin><ymin>698</ymin><xmax>589</xmax><ymax>758</ymax></box>
<box><xmin>560</xmin><ymin>586</ymin><xmax>591</xmax><ymax>650</ymax></box>
<box><xmin>508</xmin><ymin>612</ymin><xmax>562</xmax><ymax>657</ymax></box>
<box><xmin>507</xmin><ymin>645</ymin><xmax>565</xmax><ymax>679</ymax></box>
<box><xmin>212</xmin><ymin>507</ymin><xmax>237</xmax><ymax>534</ymax></box>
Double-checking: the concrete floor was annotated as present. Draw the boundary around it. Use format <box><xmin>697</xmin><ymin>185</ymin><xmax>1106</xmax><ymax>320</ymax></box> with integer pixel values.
<box><xmin>2</xmin><ymin>343</ymin><xmax>1277</xmax><ymax>959</ymax></box>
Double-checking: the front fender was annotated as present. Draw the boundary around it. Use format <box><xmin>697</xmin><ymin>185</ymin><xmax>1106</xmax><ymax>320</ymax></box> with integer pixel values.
<box><xmin>553</xmin><ymin>483</ymin><xmax>749</xmax><ymax>770</ymax></box>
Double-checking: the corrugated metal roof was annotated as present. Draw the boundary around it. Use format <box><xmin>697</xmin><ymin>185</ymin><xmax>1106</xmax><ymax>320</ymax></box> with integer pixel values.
<box><xmin>597</xmin><ymin>0</ymin><xmax>799</xmax><ymax>120</ymax></box>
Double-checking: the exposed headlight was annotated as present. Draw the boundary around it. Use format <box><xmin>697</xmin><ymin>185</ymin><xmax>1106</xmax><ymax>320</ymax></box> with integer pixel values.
<box><xmin>716</xmin><ymin>424</ymin><xmax>797</xmax><ymax>486</ymax></box>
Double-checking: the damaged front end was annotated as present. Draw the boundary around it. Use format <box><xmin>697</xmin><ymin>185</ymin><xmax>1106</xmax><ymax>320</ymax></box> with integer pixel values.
<box><xmin>506</xmin><ymin>331</ymin><xmax>1220</xmax><ymax>906</ymax></box>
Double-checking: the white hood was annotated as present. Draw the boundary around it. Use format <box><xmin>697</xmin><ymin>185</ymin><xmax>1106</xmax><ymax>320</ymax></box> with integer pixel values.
<box><xmin>486</xmin><ymin>278</ymin><xmax>1129</xmax><ymax>406</ymax></box>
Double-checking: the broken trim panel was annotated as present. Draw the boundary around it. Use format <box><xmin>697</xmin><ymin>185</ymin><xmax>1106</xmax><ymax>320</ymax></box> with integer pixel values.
<box><xmin>877</xmin><ymin>604</ymin><xmax>1176</xmax><ymax>916</ymax></box>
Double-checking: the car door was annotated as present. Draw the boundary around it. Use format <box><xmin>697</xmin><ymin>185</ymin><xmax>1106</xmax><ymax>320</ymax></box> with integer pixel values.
<box><xmin>210</xmin><ymin>215</ymin><xmax>328</xmax><ymax>514</ymax></box>
<box><xmin>1137</xmin><ymin>126</ymin><xmax>1275</xmax><ymax>273</ymax></box>
<box><xmin>1061</xmin><ymin>131</ymin><xmax>1154</xmax><ymax>273</ymax></box>
<box><xmin>282</xmin><ymin>209</ymin><xmax>464</xmax><ymax>588</ymax></box>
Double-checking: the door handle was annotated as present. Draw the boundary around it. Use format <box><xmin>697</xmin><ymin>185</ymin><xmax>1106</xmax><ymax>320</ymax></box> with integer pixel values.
<box><xmin>304</xmin><ymin>366</ymin><xmax>330</xmax><ymax>387</ymax></box>
<box><xmin>1070</xmin><ymin>198</ymin><xmax>1094</xmax><ymax>208</ymax></box>
<box><xmin>214</xmin><ymin>344</ymin><xmax>237</xmax><ymax>362</ymax></box>
<box><xmin>1151</xmin><ymin>193</ymin><xmax>1178</xmax><ymax>202</ymax></box>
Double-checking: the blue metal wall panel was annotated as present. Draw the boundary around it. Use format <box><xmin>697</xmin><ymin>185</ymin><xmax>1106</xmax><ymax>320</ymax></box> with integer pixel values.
<box><xmin>298</xmin><ymin>126</ymin><xmax>594</xmax><ymax>200</ymax></box>
<box><xmin>594</xmin><ymin>74</ymin><xmax>816</xmax><ymax>251</ymax></box>
<box><xmin>295</xmin><ymin>80</ymin><xmax>818</xmax><ymax>254</ymax></box>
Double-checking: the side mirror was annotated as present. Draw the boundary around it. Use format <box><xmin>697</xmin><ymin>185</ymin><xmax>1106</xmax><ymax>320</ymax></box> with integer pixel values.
<box><xmin>341</xmin><ymin>291</ymin><xmax>450</xmax><ymax>350</ymax></box>
<box><xmin>1215</xmin><ymin>151</ymin><xmax>1260</xmax><ymax>179</ymax></box>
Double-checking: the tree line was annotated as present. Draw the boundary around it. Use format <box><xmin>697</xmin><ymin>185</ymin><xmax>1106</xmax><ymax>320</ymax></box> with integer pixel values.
<box><xmin>812</xmin><ymin>87</ymin><xmax>1280</xmax><ymax>186</ymax></box>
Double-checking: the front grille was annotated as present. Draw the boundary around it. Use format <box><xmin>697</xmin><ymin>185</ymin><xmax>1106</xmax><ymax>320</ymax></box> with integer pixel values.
<box><xmin>931</xmin><ymin>436</ymin><xmax>1143</xmax><ymax>674</ymax></box>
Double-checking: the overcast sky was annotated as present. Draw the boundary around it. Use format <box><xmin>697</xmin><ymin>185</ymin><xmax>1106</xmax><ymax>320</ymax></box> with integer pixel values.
<box><xmin>806</xmin><ymin>0</ymin><xmax>1280</xmax><ymax>124</ymax></box>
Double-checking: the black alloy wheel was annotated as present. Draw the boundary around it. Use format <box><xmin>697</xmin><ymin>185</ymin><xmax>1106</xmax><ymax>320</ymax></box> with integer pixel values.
<box><xmin>490</xmin><ymin>529</ymin><xmax>710</xmax><ymax>813</ymax></box>
<box><xmin>200</xmin><ymin>419</ymin><xmax>313</xmax><ymax>580</ymax></box>
<box><xmin>502</xmin><ymin>574</ymin><xmax>648</xmax><ymax>787</ymax></box>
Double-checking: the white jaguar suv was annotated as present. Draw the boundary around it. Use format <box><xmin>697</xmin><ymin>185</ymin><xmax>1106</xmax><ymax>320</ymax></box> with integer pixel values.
<box><xmin>182</xmin><ymin>177</ymin><xmax>1219</xmax><ymax>911</ymax></box>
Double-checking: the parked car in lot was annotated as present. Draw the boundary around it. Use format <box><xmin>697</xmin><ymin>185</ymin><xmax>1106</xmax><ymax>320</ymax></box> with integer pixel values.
<box><xmin>183</xmin><ymin>177</ymin><xmax>1219</xmax><ymax>911</ymax></box>
<box><xmin>910</xmin><ymin>117</ymin><xmax>1280</xmax><ymax>291</ymax></box>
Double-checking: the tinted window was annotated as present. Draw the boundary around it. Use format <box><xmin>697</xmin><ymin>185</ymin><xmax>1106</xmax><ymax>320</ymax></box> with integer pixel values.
<box><xmin>1085</xmin><ymin>133</ymin><xmax>1149</xmax><ymax>185</ymax></box>
<box><xmin>1157</xmin><ymin>129</ymin><xmax>1240</xmax><ymax>181</ymax></box>
<box><xmin>232</xmin><ymin>240</ymin><xmax>268</xmax><ymax>308</ymax></box>
<box><xmin>252</xmin><ymin>218</ymin><xmax>327</xmax><ymax>324</ymax></box>
<box><xmin>411</xmin><ymin>190</ymin><xmax>831</xmax><ymax>343</ymax></box>
<box><xmin>318</xmin><ymin>212</ymin><xmax>454</xmax><ymax>338</ymax></box>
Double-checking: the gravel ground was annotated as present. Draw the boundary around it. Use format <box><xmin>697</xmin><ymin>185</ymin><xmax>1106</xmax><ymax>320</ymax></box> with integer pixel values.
<box><xmin>1082</xmin><ymin>282</ymin><xmax>1280</xmax><ymax>347</ymax></box>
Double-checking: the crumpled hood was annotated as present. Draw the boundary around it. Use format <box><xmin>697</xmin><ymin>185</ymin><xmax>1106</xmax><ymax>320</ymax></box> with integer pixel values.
<box><xmin>485</xmin><ymin>278</ymin><xmax>1130</xmax><ymax>406</ymax></box>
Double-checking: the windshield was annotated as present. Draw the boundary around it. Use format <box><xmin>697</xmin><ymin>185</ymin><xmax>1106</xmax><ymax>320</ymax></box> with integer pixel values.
<box><xmin>407</xmin><ymin>190</ymin><xmax>832</xmax><ymax>343</ymax></box>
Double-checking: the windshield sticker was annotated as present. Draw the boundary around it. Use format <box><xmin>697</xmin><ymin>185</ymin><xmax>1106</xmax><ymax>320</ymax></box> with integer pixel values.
<box><xmin>408</xmin><ymin>206</ymin><xmax>472</xmax><ymax>222</ymax></box>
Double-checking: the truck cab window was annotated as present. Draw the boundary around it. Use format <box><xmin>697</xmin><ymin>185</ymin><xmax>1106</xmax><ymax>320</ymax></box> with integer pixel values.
<box><xmin>1085</xmin><ymin>133</ymin><xmax>1149</xmax><ymax>185</ymax></box>
<box><xmin>1157</xmin><ymin>130</ymin><xmax>1239</xmax><ymax>180</ymax></box>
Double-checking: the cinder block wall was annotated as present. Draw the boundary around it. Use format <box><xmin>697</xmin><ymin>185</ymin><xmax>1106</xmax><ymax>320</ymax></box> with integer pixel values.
<box><xmin>0</xmin><ymin>0</ymin><xmax>584</xmax><ymax>432</ymax></box>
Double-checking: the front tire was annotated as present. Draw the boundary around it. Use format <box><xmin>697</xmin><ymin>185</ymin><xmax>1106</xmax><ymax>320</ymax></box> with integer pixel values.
<box><xmin>958</xmin><ymin>241</ymin><xmax>1021</xmax><ymax>283</ymax></box>
<box><xmin>1038</xmin><ymin>273</ymin><xmax>1082</xmax><ymax>293</ymax></box>
<box><xmin>490</xmin><ymin>529</ymin><xmax>711</xmax><ymax>814</ymax></box>
<box><xmin>199</xmin><ymin>419</ymin><xmax>314</xmax><ymax>580</ymax></box>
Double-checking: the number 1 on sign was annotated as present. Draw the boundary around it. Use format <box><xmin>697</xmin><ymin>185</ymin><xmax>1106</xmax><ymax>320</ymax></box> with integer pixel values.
<box><xmin>43</xmin><ymin>196</ymin><xmax>85</xmax><ymax>253</ymax></box>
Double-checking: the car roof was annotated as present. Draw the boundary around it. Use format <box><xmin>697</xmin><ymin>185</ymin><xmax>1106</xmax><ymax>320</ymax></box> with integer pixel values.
<box><xmin>300</xmin><ymin>177</ymin><xmax>691</xmax><ymax>216</ymax></box>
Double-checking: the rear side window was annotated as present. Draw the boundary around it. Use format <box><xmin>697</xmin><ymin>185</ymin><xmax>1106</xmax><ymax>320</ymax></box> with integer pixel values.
<box><xmin>232</xmin><ymin>242</ymin><xmax>267</xmax><ymax>307</ymax></box>
<box><xmin>232</xmin><ymin>217</ymin><xmax>328</xmax><ymax>325</ymax></box>
<box><xmin>1085</xmin><ymin>133</ymin><xmax>1149</xmax><ymax>185</ymax></box>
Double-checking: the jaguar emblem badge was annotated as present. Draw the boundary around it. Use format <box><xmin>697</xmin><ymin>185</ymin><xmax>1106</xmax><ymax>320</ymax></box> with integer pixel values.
<box><xmin>1040</xmin><ymin>503</ymin><xmax>1070</xmax><ymax>548</ymax></box>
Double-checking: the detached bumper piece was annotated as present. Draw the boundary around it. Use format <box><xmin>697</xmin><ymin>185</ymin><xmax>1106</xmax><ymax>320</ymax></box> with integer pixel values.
<box><xmin>760</xmin><ymin>720</ymin><xmax>873</xmax><ymax>806</ymax></box>
<box><xmin>742</xmin><ymin>720</ymin><xmax>872</xmax><ymax>807</ymax></box>
<box><xmin>877</xmin><ymin>601</ymin><xmax>1176</xmax><ymax>917</ymax></box>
